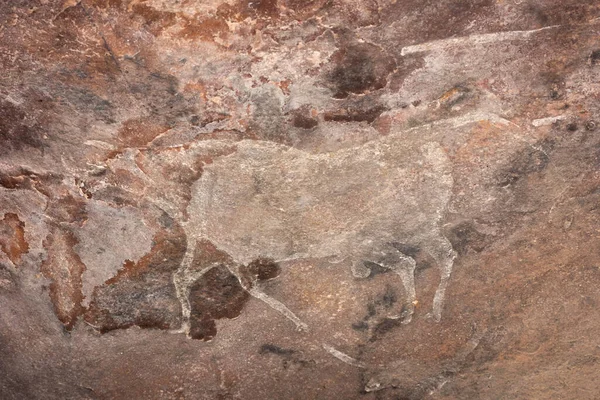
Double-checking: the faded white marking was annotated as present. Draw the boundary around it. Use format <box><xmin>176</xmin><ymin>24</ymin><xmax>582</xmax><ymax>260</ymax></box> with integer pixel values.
<box><xmin>84</xmin><ymin>140</ymin><xmax>116</xmax><ymax>150</ymax></box>
<box><xmin>172</xmin><ymin>114</ymin><xmax>489</xmax><ymax>332</ymax></box>
<box><xmin>401</xmin><ymin>25</ymin><xmax>559</xmax><ymax>56</ymax></box>
<box><xmin>247</xmin><ymin>287</ymin><xmax>309</xmax><ymax>331</ymax></box>
<box><xmin>323</xmin><ymin>344</ymin><xmax>366</xmax><ymax>368</ymax></box>
<box><xmin>416</xmin><ymin>111</ymin><xmax>512</xmax><ymax>131</ymax></box>
<box><xmin>532</xmin><ymin>115</ymin><xmax>566</xmax><ymax>127</ymax></box>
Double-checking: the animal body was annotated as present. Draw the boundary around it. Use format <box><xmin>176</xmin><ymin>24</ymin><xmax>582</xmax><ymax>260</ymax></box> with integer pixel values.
<box><xmin>175</xmin><ymin>129</ymin><xmax>457</xmax><ymax>333</ymax></box>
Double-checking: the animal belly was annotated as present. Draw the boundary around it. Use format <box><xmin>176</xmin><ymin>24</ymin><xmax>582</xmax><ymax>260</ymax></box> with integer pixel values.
<box><xmin>187</xmin><ymin>139</ymin><xmax>451</xmax><ymax>264</ymax></box>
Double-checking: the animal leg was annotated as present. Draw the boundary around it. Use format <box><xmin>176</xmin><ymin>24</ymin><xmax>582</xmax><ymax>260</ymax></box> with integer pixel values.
<box><xmin>172</xmin><ymin>245</ymin><xmax>194</xmax><ymax>334</ymax></box>
<box><xmin>237</xmin><ymin>266</ymin><xmax>308</xmax><ymax>331</ymax></box>
<box><xmin>378</xmin><ymin>251</ymin><xmax>417</xmax><ymax>324</ymax></box>
<box><xmin>423</xmin><ymin>235</ymin><xmax>457</xmax><ymax>322</ymax></box>
<box><xmin>244</xmin><ymin>285</ymin><xmax>309</xmax><ymax>332</ymax></box>
<box><xmin>172</xmin><ymin>243</ymin><xmax>220</xmax><ymax>335</ymax></box>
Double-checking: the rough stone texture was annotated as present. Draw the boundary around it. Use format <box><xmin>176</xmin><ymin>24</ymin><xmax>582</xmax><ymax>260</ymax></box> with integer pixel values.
<box><xmin>2</xmin><ymin>0</ymin><xmax>600</xmax><ymax>399</ymax></box>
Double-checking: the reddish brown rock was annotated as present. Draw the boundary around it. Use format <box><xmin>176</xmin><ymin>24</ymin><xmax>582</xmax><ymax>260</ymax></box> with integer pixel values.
<box><xmin>0</xmin><ymin>213</ymin><xmax>29</xmax><ymax>265</ymax></box>
<box><xmin>40</xmin><ymin>226</ymin><xmax>86</xmax><ymax>330</ymax></box>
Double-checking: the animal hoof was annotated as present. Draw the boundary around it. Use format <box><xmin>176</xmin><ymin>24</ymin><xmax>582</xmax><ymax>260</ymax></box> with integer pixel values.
<box><xmin>296</xmin><ymin>322</ymin><xmax>309</xmax><ymax>332</ymax></box>
<box><xmin>350</xmin><ymin>261</ymin><xmax>371</xmax><ymax>279</ymax></box>
<box><xmin>425</xmin><ymin>312</ymin><xmax>442</xmax><ymax>322</ymax></box>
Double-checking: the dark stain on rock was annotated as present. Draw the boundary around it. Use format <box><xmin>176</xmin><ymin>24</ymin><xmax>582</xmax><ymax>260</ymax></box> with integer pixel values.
<box><xmin>0</xmin><ymin>213</ymin><xmax>29</xmax><ymax>265</ymax></box>
<box><xmin>293</xmin><ymin>113</ymin><xmax>319</xmax><ymax>129</ymax></box>
<box><xmin>248</xmin><ymin>88</ymin><xmax>286</xmax><ymax>143</ymax></box>
<box><xmin>354</xmin><ymin>285</ymin><xmax>409</xmax><ymax>338</ymax></box>
<box><xmin>242</xmin><ymin>257</ymin><xmax>281</xmax><ymax>281</ymax></box>
<box><xmin>259</xmin><ymin>344</ymin><xmax>296</xmax><ymax>356</ymax></box>
<box><xmin>540</xmin><ymin>56</ymin><xmax>581</xmax><ymax>103</ymax></box>
<box><xmin>84</xmin><ymin>223</ymin><xmax>186</xmax><ymax>333</ymax></box>
<box><xmin>367</xmin><ymin>303</ymin><xmax>377</xmax><ymax>317</ymax></box>
<box><xmin>390</xmin><ymin>243</ymin><xmax>420</xmax><ymax>259</ymax></box>
<box><xmin>185</xmin><ymin>243</ymin><xmax>285</xmax><ymax>341</ymax></box>
<box><xmin>40</xmin><ymin>226</ymin><xmax>86</xmax><ymax>330</ymax></box>
<box><xmin>447</xmin><ymin>221</ymin><xmax>488</xmax><ymax>255</ymax></box>
<box><xmin>259</xmin><ymin>343</ymin><xmax>316</xmax><ymax>370</ymax></box>
<box><xmin>0</xmin><ymin>101</ymin><xmax>45</xmax><ymax>153</ymax></box>
<box><xmin>377</xmin><ymin>285</ymin><xmax>398</xmax><ymax>309</ymax></box>
<box><xmin>0</xmin><ymin>171</ymin><xmax>34</xmax><ymax>191</ymax></box>
<box><xmin>351</xmin><ymin>321</ymin><xmax>369</xmax><ymax>331</ymax></box>
<box><xmin>58</xmin><ymin>86</ymin><xmax>116</xmax><ymax>124</ymax></box>
<box><xmin>326</xmin><ymin>43</ymin><xmax>396</xmax><ymax>99</ymax></box>
<box><xmin>121</xmin><ymin>63</ymin><xmax>197</xmax><ymax>127</ymax></box>
<box><xmin>549</xmin><ymin>88</ymin><xmax>562</xmax><ymax>100</ymax></box>
<box><xmin>525</xmin><ymin>3</ymin><xmax>551</xmax><ymax>26</ymax></box>
<box><xmin>566</xmin><ymin>122</ymin><xmax>578</xmax><ymax>132</ymax></box>
<box><xmin>291</xmin><ymin>107</ymin><xmax>319</xmax><ymax>129</ymax></box>
<box><xmin>496</xmin><ymin>141</ymin><xmax>553</xmax><ymax>187</ymax></box>
<box><xmin>323</xmin><ymin>104</ymin><xmax>387</xmax><ymax>124</ymax></box>
<box><xmin>370</xmin><ymin>317</ymin><xmax>402</xmax><ymax>342</ymax></box>
<box><xmin>158</xmin><ymin>211</ymin><xmax>174</xmax><ymax>229</ymax></box>
<box><xmin>188</xmin><ymin>265</ymin><xmax>250</xmax><ymax>341</ymax></box>
<box><xmin>590</xmin><ymin>50</ymin><xmax>600</xmax><ymax>65</ymax></box>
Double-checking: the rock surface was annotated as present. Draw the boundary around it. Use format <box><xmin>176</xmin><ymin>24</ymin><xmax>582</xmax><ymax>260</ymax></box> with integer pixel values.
<box><xmin>2</xmin><ymin>0</ymin><xmax>600</xmax><ymax>399</ymax></box>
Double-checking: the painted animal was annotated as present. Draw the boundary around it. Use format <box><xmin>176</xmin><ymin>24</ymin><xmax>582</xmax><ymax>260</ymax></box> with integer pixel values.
<box><xmin>175</xmin><ymin>128</ymin><xmax>457</xmax><ymax>333</ymax></box>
